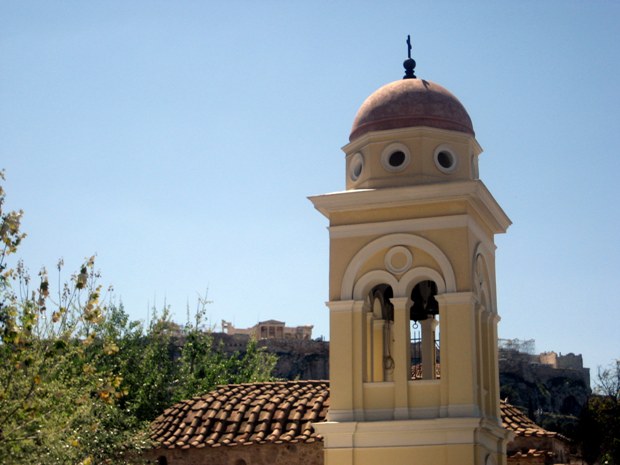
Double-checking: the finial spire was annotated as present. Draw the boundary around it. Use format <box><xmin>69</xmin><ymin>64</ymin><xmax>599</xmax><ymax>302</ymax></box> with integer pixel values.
<box><xmin>403</xmin><ymin>34</ymin><xmax>416</xmax><ymax>79</ymax></box>
<box><xmin>407</xmin><ymin>35</ymin><xmax>412</xmax><ymax>59</ymax></box>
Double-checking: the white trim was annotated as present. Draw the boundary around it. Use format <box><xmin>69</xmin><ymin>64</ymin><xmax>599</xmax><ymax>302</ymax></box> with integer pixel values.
<box><xmin>385</xmin><ymin>246</ymin><xmax>413</xmax><ymax>274</ymax></box>
<box><xmin>397</xmin><ymin>267</ymin><xmax>446</xmax><ymax>297</ymax></box>
<box><xmin>352</xmin><ymin>271</ymin><xmax>399</xmax><ymax>300</ymax></box>
<box><xmin>473</xmin><ymin>243</ymin><xmax>497</xmax><ymax>313</ymax></box>
<box><xmin>380</xmin><ymin>142</ymin><xmax>411</xmax><ymax>172</ymax></box>
<box><xmin>348</xmin><ymin>151</ymin><xmax>364</xmax><ymax>182</ymax></box>
<box><xmin>342</xmin><ymin>233</ymin><xmax>456</xmax><ymax>300</ymax></box>
<box><xmin>434</xmin><ymin>144</ymin><xmax>458</xmax><ymax>174</ymax></box>
<box><xmin>435</xmin><ymin>291</ymin><xmax>476</xmax><ymax>306</ymax></box>
<box><xmin>326</xmin><ymin>300</ymin><xmax>356</xmax><ymax>313</ymax></box>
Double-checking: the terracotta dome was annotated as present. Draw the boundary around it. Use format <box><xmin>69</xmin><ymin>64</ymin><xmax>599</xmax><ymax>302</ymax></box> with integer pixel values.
<box><xmin>349</xmin><ymin>79</ymin><xmax>474</xmax><ymax>141</ymax></box>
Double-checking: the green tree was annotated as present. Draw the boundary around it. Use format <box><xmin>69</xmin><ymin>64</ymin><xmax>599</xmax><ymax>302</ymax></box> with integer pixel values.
<box><xmin>172</xmin><ymin>300</ymin><xmax>276</xmax><ymax>403</ymax></box>
<box><xmin>102</xmin><ymin>300</ymin><xmax>277</xmax><ymax>423</ymax></box>
<box><xmin>578</xmin><ymin>361</ymin><xmax>620</xmax><ymax>465</ymax></box>
<box><xmin>0</xmin><ymin>171</ymin><xmax>277</xmax><ymax>463</ymax></box>
<box><xmin>0</xmin><ymin>173</ymin><xmax>144</xmax><ymax>463</ymax></box>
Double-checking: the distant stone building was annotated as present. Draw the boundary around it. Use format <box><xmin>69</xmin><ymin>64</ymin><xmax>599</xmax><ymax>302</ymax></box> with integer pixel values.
<box><xmin>221</xmin><ymin>320</ymin><xmax>313</xmax><ymax>340</ymax></box>
<box><xmin>212</xmin><ymin>332</ymin><xmax>329</xmax><ymax>380</ymax></box>
<box><xmin>498</xmin><ymin>339</ymin><xmax>590</xmax><ymax>419</ymax></box>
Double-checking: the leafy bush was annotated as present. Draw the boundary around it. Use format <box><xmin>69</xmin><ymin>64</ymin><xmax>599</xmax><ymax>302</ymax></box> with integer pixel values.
<box><xmin>0</xmin><ymin>171</ymin><xmax>276</xmax><ymax>464</ymax></box>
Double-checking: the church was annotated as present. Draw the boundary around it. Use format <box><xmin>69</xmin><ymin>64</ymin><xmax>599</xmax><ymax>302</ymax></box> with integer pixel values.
<box><xmin>149</xmin><ymin>41</ymin><xmax>569</xmax><ymax>465</ymax></box>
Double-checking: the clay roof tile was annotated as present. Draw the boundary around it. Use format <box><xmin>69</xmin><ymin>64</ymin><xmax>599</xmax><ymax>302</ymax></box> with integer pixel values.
<box><xmin>151</xmin><ymin>381</ymin><xmax>566</xmax><ymax>451</ymax></box>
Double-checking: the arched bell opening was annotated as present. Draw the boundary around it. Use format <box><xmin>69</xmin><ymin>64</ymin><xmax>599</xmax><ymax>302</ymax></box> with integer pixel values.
<box><xmin>409</xmin><ymin>280</ymin><xmax>440</xmax><ymax>380</ymax></box>
<box><xmin>364</xmin><ymin>284</ymin><xmax>395</xmax><ymax>382</ymax></box>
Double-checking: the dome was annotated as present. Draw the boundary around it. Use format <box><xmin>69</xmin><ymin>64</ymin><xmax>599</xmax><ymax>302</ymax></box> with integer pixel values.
<box><xmin>349</xmin><ymin>79</ymin><xmax>474</xmax><ymax>142</ymax></box>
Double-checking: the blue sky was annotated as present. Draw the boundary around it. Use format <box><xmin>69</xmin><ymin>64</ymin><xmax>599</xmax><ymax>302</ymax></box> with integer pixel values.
<box><xmin>1</xmin><ymin>1</ymin><xmax>618</xmax><ymax>374</ymax></box>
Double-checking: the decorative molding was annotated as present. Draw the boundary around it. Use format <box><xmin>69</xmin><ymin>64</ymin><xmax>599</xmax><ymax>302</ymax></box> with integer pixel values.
<box><xmin>352</xmin><ymin>270</ymin><xmax>399</xmax><ymax>301</ymax></box>
<box><xmin>309</xmin><ymin>180</ymin><xmax>511</xmax><ymax>234</ymax></box>
<box><xmin>398</xmin><ymin>267</ymin><xmax>446</xmax><ymax>296</ymax></box>
<box><xmin>341</xmin><ymin>125</ymin><xmax>482</xmax><ymax>156</ymax></box>
<box><xmin>342</xmin><ymin>233</ymin><xmax>456</xmax><ymax>299</ymax></box>
<box><xmin>318</xmin><ymin>417</ymin><xmax>491</xmax><ymax>449</ymax></box>
<box><xmin>348</xmin><ymin>151</ymin><xmax>365</xmax><ymax>182</ymax></box>
<box><xmin>326</xmin><ymin>300</ymin><xmax>356</xmax><ymax>313</ymax></box>
<box><xmin>473</xmin><ymin>244</ymin><xmax>496</xmax><ymax>314</ymax></box>
<box><xmin>435</xmin><ymin>291</ymin><xmax>476</xmax><ymax>306</ymax></box>
<box><xmin>352</xmin><ymin>266</ymin><xmax>446</xmax><ymax>301</ymax></box>
<box><xmin>384</xmin><ymin>246</ymin><xmax>413</xmax><ymax>274</ymax></box>
<box><xmin>434</xmin><ymin>143</ymin><xmax>458</xmax><ymax>174</ymax></box>
<box><xmin>380</xmin><ymin>142</ymin><xmax>412</xmax><ymax>172</ymax></box>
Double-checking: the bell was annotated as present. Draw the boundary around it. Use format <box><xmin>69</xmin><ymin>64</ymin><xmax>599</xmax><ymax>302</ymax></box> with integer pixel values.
<box><xmin>425</xmin><ymin>294</ymin><xmax>439</xmax><ymax>315</ymax></box>
<box><xmin>410</xmin><ymin>299</ymin><xmax>428</xmax><ymax>322</ymax></box>
<box><xmin>410</xmin><ymin>280</ymin><xmax>439</xmax><ymax>321</ymax></box>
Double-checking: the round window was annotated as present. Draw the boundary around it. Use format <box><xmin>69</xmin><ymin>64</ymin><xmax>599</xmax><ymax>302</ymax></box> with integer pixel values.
<box><xmin>349</xmin><ymin>152</ymin><xmax>364</xmax><ymax>181</ymax></box>
<box><xmin>381</xmin><ymin>143</ymin><xmax>411</xmax><ymax>172</ymax></box>
<box><xmin>433</xmin><ymin>145</ymin><xmax>458</xmax><ymax>173</ymax></box>
<box><xmin>437</xmin><ymin>151</ymin><xmax>454</xmax><ymax>169</ymax></box>
<box><xmin>388</xmin><ymin>151</ymin><xmax>406</xmax><ymax>168</ymax></box>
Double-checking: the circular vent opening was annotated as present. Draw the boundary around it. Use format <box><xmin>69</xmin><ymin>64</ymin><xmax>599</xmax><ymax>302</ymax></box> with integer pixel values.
<box><xmin>388</xmin><ymin>151</ymin><xmax>406</xmax><ymax>168</ymax></box>
<box><xmin>434</xmin><ymin>146</ymin><xmax>458</xmax><ymax>173</ymax></box>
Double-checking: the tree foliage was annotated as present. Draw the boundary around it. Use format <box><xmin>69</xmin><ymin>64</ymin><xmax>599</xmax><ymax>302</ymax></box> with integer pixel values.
<box><xmin>578</xmin><ymin>361</ymin><xmax>620</xmax><ymax>465</ymax></box>
<box><xmin>0</xmin><ymin>172</ymin><xmax>277</xmax><ymax>464</ymax></box>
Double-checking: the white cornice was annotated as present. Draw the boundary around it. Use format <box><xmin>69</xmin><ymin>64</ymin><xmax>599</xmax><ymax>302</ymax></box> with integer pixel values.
<box><xmin>435</xmin><ymin>291</ymin><xmax>476</xmax><ymax>306</ymax></box>
<box><xmin>326</xmin><ymin>300</ymin><xmax>356</xmax><ymax>313</ymax></box>
<box><xmin>308</xmin><ymin>180</ymin><xmax>511</xmax><ymax>234</ymax></box>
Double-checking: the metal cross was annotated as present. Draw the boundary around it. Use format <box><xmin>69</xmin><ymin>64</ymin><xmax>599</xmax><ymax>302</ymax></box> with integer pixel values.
<box><xmin>406</xmin><ymin>35</ymin><xmax>412</xmax><ymax>59</ymax></box>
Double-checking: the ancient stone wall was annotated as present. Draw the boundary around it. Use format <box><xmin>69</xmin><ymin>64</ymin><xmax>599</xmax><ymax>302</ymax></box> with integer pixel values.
<box><xmin>149</xmin><ymin>442</ymin><xmax>324</xmax><ymax>465</ymax></box>
<box><xmin>499</xmin><ymin>348</ymin><xmax>590</xmax><ymax>440</ymax></box>
<box><xmin>212</xmin><ymin>333</ymin><xmax>330</xmax><ymax>380</ymax></box>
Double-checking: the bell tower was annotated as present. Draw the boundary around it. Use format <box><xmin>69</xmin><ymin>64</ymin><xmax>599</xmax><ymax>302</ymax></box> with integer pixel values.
<box><xmin>311</xmin><ymin>39</ymin><xmax>512</xmax><ymax>465</ymax></box>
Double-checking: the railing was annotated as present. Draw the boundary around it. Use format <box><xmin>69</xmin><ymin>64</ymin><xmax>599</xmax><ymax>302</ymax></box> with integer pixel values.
<box><xmin>410</xmin><ymin>321</ymin><xmax>441</xmax><ymax>380</ymax></box>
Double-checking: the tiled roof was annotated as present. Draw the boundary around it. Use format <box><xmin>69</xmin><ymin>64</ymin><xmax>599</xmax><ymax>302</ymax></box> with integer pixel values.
<box><xmin>500</xmin><ymin>400</ymin><xmax>564</xmax><ymax>439</ymax></box>
<box><xmin>508</xmin><ymin>448</ymin><xmax>553</xmax><ymax>459</ymax></box>
<box><xmin>151</xmin><ymin>381</ymin><xmax>563</xmax><ymax>449</ymax></box>
<box><xmin>151</xmin><ymin>381</ymin><xmax>329</xmax><ymax>449</ymax></box>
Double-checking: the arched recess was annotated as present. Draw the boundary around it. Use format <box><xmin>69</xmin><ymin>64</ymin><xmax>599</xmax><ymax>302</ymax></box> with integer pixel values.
<box><xmin>353</xmin><ymin>266</ymin><xmax>445</xmax><ymax>301</ymax></box>
<box><xmin>473</xmin><ymin>244</ymin><xmax>494</xmax><ymax>313</ymax></box>
<box><xmin>341</xmin><ymin>233</ymin><xmax>456</xmax><ymax>300</ymax></box>
<box><xmin>399</xmin><ymin>267</ymin><xmax>446</xmax><ymax>297</ymax></box>
<box><xmin>473</xmin><ymin>243</ymin><xmax>495</xmax><ymax>313</ymax></box>
<box><xmin>354</xmin><ymin>268</ymin><xmax>447</xmax><ymax>382</ymax></box>
<box><xmin>473</xmin><ymin>244</ymin><xmax>497</xmax><ymax>417</ymax></box>
<box><xmin>353</xmin><ymin>270</ymin><xmax>399</xmax><ymax>301</ymax></box>
<box><xmin>365</xmin><ymin>284</ymin><xmax>395</xmax><ymax>382</ymax></box>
